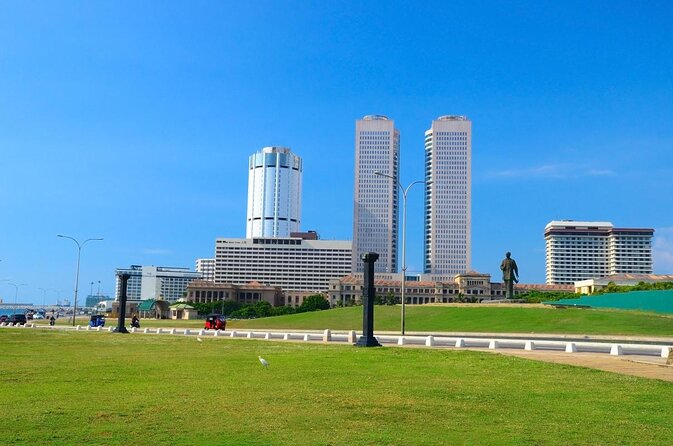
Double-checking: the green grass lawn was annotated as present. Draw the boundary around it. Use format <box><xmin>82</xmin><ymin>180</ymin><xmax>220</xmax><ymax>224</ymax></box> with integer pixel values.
<box><xmin>36</xmin><ymin>305</ymin><xmax>673</xmax><ymax>337</ymax></box>
<box><xmin>228</xmin><ymin>306</ymin><xmax>673</xmax><ymax>337</ymax></box>
<box><xmin>2</xmin><ymin>329</ymin><xmax>673</xmax><ymax>445</ymax></box>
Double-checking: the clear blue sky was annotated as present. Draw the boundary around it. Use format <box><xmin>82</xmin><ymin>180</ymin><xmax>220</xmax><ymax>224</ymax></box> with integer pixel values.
<box><xmin>2</xmin><ymin>1</ymin><xmax>672</xmax><ymax>305</ymax></box>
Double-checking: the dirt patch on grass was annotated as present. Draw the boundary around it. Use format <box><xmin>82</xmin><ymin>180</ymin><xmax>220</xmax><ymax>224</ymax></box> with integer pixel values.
<box><xmin>487</xmin><ymin>349</ymin><xmax>673</xmax><ymax>382</ymax></box>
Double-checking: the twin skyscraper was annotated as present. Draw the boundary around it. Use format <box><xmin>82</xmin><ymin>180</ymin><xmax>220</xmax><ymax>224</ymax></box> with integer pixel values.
<box><xmin>353</xmin><ymin>115</ymin><xmax>472</xmax><ymax>277</ymax></box>
<box><xmin>246</xmin><ymin>114</ymin><xmax>472</xmax><ymax>278</ymax></box>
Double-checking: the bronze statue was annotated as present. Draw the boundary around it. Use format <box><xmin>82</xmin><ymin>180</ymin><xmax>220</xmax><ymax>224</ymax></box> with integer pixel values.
<box><xmin>500</xmin><ymin>252</ymin><xmax>519</xmax><ymax>299</ymax></box>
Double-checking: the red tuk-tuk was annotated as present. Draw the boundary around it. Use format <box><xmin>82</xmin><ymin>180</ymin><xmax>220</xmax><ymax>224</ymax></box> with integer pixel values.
<box><xmin>204</xmin><ymin>314</ymin><xmax>226</xmax><ymax>330</ymax></box>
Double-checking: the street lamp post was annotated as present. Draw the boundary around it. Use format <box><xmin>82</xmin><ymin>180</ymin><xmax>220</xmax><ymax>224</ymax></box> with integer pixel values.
<box><xmin>51</xmin><ymin>289</ymin><xmax>62</xmax><ymax>315</ymax></box>
<box><xmin>8</xmin><ymin>282</ymin><xmax>26</xmax><ymax>316</ymax></box>
<box><xmin>38</xmin><ymin>287</ymin><xmax>50</xmax><ymax>309</ymax></box>
<box><xmin>57</xmin><ymin>235</ymin><xmax>103</xmax><ymax>326</ymax></box>
<box><xmin>374</xmin><ymin>170</ymin><xmax>428</xmax><ymax>335</ymax></box>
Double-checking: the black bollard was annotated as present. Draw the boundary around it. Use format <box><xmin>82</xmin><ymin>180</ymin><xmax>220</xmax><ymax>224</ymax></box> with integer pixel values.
<box><xmin>115</xmin><ymin>273</ymin><xmax>129</xmax><ymax>333</ymax></box>
<box><xmin>356</xmin><ymin>252</ymin><xmax>382</xmax><ymax>347</ymax></box>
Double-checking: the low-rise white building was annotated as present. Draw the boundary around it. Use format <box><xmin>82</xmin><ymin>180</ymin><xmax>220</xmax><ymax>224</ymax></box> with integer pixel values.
<box><xmin>574</xmin><ymin>274</ymin><xmax>673</xmax><ymax>294</ymax></box>
<box><xmin>195</xmin><ymin>258</ymin><xmax>215</xmax><ymax>281</ymax></box>
<box><xmin>114</xmin><ymin>265</ymin><xmax>203</xmax><ymax>303</ymax></box>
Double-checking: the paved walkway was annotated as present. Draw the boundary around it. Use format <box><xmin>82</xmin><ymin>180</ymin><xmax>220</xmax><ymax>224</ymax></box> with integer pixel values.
<box><xmin>484</xmin><ymin>349</ymin><xmax>673</xmax><ymax>382</ymax></box>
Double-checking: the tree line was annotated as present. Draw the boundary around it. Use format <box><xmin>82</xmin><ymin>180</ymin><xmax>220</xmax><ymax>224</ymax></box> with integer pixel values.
<box><xmin>187</xmin><ymin>295</ymin><xmax>331</xmax><ymax>319</ymax></box>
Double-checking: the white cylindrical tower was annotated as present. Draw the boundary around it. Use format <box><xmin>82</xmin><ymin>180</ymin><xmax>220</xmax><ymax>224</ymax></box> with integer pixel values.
<box><xmin>246</xmin><ymin>147</ymin><xmax>302</xmax><ymax>238</ymax></box>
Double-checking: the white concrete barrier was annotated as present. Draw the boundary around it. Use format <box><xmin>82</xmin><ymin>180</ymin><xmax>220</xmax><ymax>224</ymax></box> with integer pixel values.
<box><xmin>97</xmin><ymin>326</ymin><xmax>102</xmax><ymax>332</ymax></box>
<box><xmin>23</xmin><ymin>323</ymin><xmax>673</xmax><ymax>362</ymax></box>
<box><xmin>184</xmin><ymin>329</ymin><xmax>190</xmax><ymax>336</ymax></box>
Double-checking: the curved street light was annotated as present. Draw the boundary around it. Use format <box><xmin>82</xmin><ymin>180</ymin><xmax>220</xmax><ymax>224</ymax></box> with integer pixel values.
<box><xmin>57</xmin><ymin>235</ymin><xmax>103</xmax><ymax>326</ymax></box>
<box><xmin>8</xmin><ymin>282</ymin><xmax>27</xmax><ymax>316</ymax></box>
<box><xmin>38</xmin><ymin>287</ymin><xmax>53</xmax><ymax>309</ymax></box>
<box><xmin>374</xmin><ymin>170</ymin><xmax>430</xmax><ymax>335</ymax></box>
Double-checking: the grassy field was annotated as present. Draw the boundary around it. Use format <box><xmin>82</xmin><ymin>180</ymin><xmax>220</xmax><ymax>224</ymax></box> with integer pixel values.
<box><xmin>230</xmin><ymin>305</ymin><xmax>673</xmax><ymax>337</ymax></box>
<box><xmin>2</xmin><ymin>329</ymin><xmax>673</xmax><ymax>445</ymax></box>
<box><xmin>38</xmin><ymin>305</ymin><xmax>673</xmax><ymax>337</ymax></box>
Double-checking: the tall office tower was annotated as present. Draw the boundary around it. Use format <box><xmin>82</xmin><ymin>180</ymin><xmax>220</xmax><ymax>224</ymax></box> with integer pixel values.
<box><xmin>246</xmin><ymin>147</ymin><xmax>302</xmax><ymax>238</ymax></box>
<box><xmin>352</xmin><ymin>115</ymin><xmax>400</xmax><ymax>273</ymax></box>
<box><xmin>545</xmin><ymin>221</ymin><xmax>654</xmax><ymax>284</ymax></box>
<box><xmin>423</xmin><ymin>115</ymin><xmax>472</xmax><ymax>277</ymax></box>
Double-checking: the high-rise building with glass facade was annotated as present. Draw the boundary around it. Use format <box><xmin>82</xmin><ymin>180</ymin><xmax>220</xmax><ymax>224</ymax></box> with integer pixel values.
<box><xmin>246</xmin><ymin>147</ymin><xmax>302</xmax><ymax>238</ymax></box>
<box><xmin>423</xmin><ymin>115</ymin><xmax>472</xmax><ymax>277</ymax></box>
<box><xmin>352</xmin><ymin>115</ymin><xmax>400</xmax><ymax>273</ymax></box>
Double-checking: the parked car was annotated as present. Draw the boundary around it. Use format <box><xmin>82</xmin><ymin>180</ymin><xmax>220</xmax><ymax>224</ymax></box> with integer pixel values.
<box><xmin>32</xmin><ymin>313</ymin><xmax>45</xmax><ymax>320</ymax></box>
<box><xmin>0</xmin><ymin>315</ymin><xmax>9</xmax><ymax>323</ymax></box>
<box><xmin>89</xmin><ymin>315</ymin><xmax>105</xmax><ymax>328</ymax></box>
<box><xmin>8</xmin><ymin>314</ymin><xmax>27</xmax><ymax>325</ymax></box>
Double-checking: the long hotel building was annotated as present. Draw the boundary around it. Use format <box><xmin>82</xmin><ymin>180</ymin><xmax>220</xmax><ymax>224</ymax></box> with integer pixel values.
<box><xmin>246</xmin><ymin>146</ymin><xmax>302</xmax><ymax>238</ymax></box>
<box><xmin>424</xmin><ymin>116</ymin><xmax>472</xmax><ymax>277</ymax></box>
<box><xmin>352</xmin><ymin>115</ymin><xmax>400</xmax><ymax>274</ymax></box>
<box><xmin>545</xmin><ymin>220</ymin><xmax>654</xmax><ymax>284</ymax></box>
<box><xmin>214</xmin><ymin>236</ymin><xmax>352</xmax><ymax>292</ymax></box>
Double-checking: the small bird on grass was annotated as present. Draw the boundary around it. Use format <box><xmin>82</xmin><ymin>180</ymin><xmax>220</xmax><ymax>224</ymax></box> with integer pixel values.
<box><xmin>258</xmin><ymin>356</ymin><xmax>269</xmax><ymax>369</ymax></box>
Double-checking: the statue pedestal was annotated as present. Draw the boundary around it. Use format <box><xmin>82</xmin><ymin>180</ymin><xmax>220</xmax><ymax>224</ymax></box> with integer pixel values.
<box><xmin>355</xmin><ymin>335</ymin><xmax>381</xmax><ymax>347</ymax></box>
